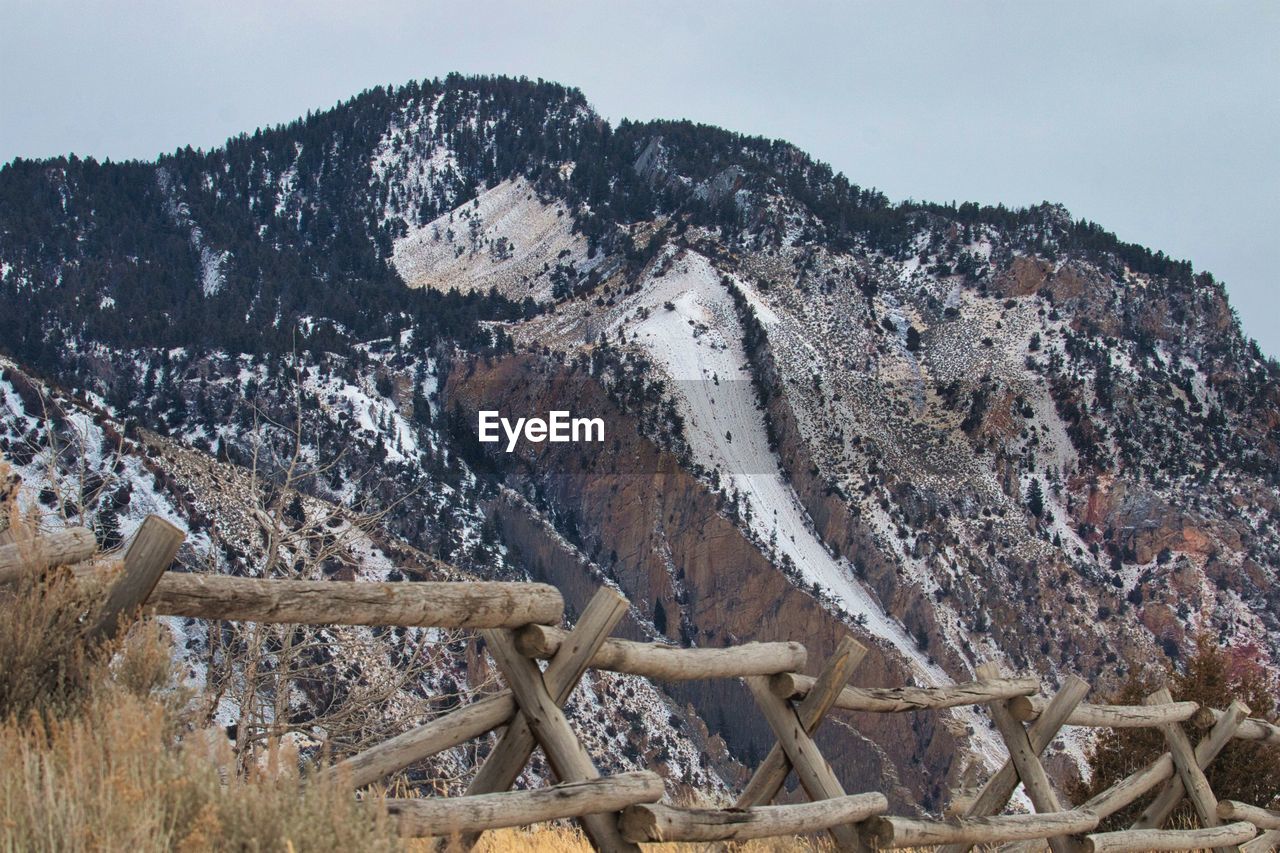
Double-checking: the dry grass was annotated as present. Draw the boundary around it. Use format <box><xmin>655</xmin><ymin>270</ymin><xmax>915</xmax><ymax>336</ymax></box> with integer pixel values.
<box><xmin>0</xmin><ymin>475</ymin><xmax>402</xmax><ymax>853</ymax></box>
<box><xmin>0</xmin><ymin>619</ymin><xmax>399</xmax><ymax>852</ymax></box>
<box><xmin>0</xmin><ymin>568</ymin><xmax>104</xmax><ymax>722</ymax></box>
<box><xmin>0</xmin><ymin>475</ymin><xmax>106</xmax><ymax>722</ymax></box>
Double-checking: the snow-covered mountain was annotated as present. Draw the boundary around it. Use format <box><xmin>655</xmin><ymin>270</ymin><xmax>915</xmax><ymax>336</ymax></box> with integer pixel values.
<box><xmin>2</xmin><ymin>74</ymin><xmax>1276</xmax><ymax>809</ymax></box>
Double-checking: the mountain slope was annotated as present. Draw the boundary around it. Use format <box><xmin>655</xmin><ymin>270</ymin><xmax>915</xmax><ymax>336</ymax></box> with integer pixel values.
<box><xmin>1</xmin><ymin>74</ymin><xmax>1276</xmax><ymax>807</ymax></box>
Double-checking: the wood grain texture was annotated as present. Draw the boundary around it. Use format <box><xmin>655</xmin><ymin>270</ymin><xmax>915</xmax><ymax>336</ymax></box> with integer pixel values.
<box><xmin>869</xmin><ymin>810</ymin><xmax>1099</xmax><ymax>849</ymax></box>
<box><xmin>147</xmin><ymin>574</ymin><xmax>563</xmax><ymax>628</ymax></box>
<box><xmin>1085</xmin><ymin>822</ymin><xmax>1257</xmax><ymax>853</ymax></box>
<box><xmin>746</xmin><ymin>675</ymin><xmax>869</xmax><ymax>852</ymax></box>
<box><xmin>455</xmin><ymin>588</ymin><xmax>628</xmax><ymax>849</ymax></box>
<box><xmin>773</xmin><ymin>673</ymin><xmax>1039</xmax><ymax>712</ymax></box>
<box><xmin>1239</xmin><ymin>828</ymin><xmax>1280</xmax><ymax>853</ymax></box>
<box><xmin>515</xmin><ymin>623</ymin><xmax>806</xmax><ymax>680</ymax></box>
<box><xmin>1133</xmin><ymin>693</ymin><xmax>1248</xmax><ymax>833</ymax></box>
<box><xmin>1218</xmin><ymin>800</ymin><xmax>1280</xmax><ymax>831</ymax></box>
<box><xmin>1079</xmin><ymin>753</ymin><xmax>1174</xmax><ymax>818</ymax></box>
<box><xmin>324</xmin><ymin>692</ymin><xmax>517</xmax><ymax>789</ymax></box>
<box><xmin>1011</xmin><ymin>695</ymin><xmax>1199</xmax><ymax>728</ymax></box>
<box><xmin>936</xmin><ymin>673</ymin><xmax>1090</xmax><ymax>853</ymax></box>
<box><xmin>0</xmin><ymin>526</ymin><xmax>97</xmax><ymax>585</ymax></box>
<box><xmin>976</xmin><ymin>662</ymin><xmax>1077</xmax><ymax>853</ymax></box>
<box><xmin>1150</xmin><ymin>686</ymin><xmax>1224</xmax><ymax>838</ymax></box>
<box><xmin>89</xmin><ymin>515</ymin><xmax>184</xmax><ymax>643</ymax></box>
<box><xmin>386</xmin><ymin>771</ymin><xmax>663</xmax><ymax>837</ymax></box>
<box><xmin>1195</xmin><ymin>708</ymin><xmax>1280</xmax><ymax>745</ymax></box>
<box><xmin>620</xmin><ymin>792</ymin><xmax>887</xmax><ymax>843</ymax></box>
<box><xmin>483</xmin><ymin>628</ymin><xmax>640</xmax><ymax>853</ymax></box>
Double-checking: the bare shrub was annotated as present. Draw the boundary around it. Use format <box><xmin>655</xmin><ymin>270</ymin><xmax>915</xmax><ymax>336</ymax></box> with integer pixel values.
<box><xmin>1070</xmin><ymin>633</ymin><xmax>1280</xmax><ymax>827</ymax></box>
<box><xmin>0</xmin><ymin>569</ymin><xmax>104</xmax><ymax>721</ymax></box>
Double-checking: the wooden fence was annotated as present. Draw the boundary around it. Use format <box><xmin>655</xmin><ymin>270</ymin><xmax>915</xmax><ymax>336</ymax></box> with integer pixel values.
<box><xmin>4</xmin><ymin>515</ymin><xmax>1278</xmax><ymax>852</ymax></box>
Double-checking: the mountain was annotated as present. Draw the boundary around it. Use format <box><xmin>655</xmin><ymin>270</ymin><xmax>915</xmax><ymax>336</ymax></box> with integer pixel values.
<box><xmin>2</xmin><ymin>73</ymin><xmax>1277</xmax><ymax>810</ymax></box>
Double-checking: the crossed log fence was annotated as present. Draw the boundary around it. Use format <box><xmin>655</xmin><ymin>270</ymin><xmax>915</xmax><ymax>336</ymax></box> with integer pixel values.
<box><xmin>3</xmin><ymin>515</ymin><xmax>1278</xmax><ymax>852</ymax></box>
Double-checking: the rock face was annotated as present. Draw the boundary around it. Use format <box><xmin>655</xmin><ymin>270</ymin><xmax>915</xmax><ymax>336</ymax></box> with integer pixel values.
<box><xmin>448</xmin><ymin>353</ymin><xmax>965</xmax><ymax>812</ymax></box>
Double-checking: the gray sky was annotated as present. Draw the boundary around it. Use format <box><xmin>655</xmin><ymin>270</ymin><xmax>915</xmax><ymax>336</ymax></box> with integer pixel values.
<box><xmin>4</xmin><ymin>1</ymin><xmax>1277</xmax><ymax>355</ymax></box>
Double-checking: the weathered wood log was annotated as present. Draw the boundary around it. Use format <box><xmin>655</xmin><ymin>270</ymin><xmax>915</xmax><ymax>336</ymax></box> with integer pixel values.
<box><xmin>977</xmin><ymin>662</ymin><xmax>1077</xmax><ymax>853</ymax></box>
<box><xmin>771</xmin><ymin>672</ymin><xmax>1039</xmax><ymax>712</ymax></box>
<box><xmin>1133</xmin><ymin>695</ymin><xmax>1248</xmax><ymax>833</ymax></box>
<box><xmin>1240</xmin><ymin>828</ymin><xmax>1280</xmax><ymax>853</ymax></box>
<box><xmin>1079</xmin><ymin>753</ymin><xmax>1174</xmax><ymax>818</ymax></box>
<box><xmin>515</xmin><ymin>623</ymin><xmax>807</xmax><ymax>680</ymax></box>
<box><xmin>146</xmin><ymin>574</ymin><xmax>563</xmax><ymax>628</ymax></box>
<box><xmin>1230</xmin><ymin>716</ymin><xmax>1280</xmax><ymax>744</ymax></box>
<box><xmin>746</xmin><ymin>675</ymin><xmax>868</xmax><ymax>852</ymax></box>
<box><xmin>0</xmin><ymin>526</ymin><xmax>97</xmax><ymax>585</ymax></box>
<box><xmin>620</xmin><ymin>792</ymin><xmax>888</xmax><ymax>843</ymax></box>
<box><xmin>1011</xmin><ymin>695</ymin><xmax>1199</xmax><ymax>728</ymax></box>
<box><xmin>325</xmin><ymin>692</ymin><xmax>517</xmax><ymax>789</ymax></box>
<box><xmin>1195</xmin><ymin>708</ymin><xmax>1280</xmax><ymax>744</ymax></box>
<box><xmin>88</xmin><ymin>515</ymin><xmax>185</xmax><ymax>643</ymax></box>
<box><xmin>937</xmin><ymin>674</ymin><xmax>1090</xmax><ymax>853</ymax></box>
<box><xmin>454</xmin><ymin>588</ymin><xmax>629</xmax><ymax>850</ymax></box>
<box><xmin>867</xmin><ymin>810</ymin><xmax>1100</xmax><ymax>849</ymax></box>
<box><xmin>1149</xmin><ymin>687</ymin><xmax>1226</xmax><ymax>844</ymax></box>
<box><xmin>325</xmin><ymin>591</ymin><xmax>624</xmax><ymax>794</ymax></box>
<box><xmin>1218</xmin><ymin>800</ymin><xmax>1280</xmax><ymax>831</ymax></box>
<box><xmin>1084</xmin><ymin>822</ymin><xmax>1257</xmax><ymax>853</ymax></box>
<box><xmin>483</xmin><ymin>628</ymin><xmax>639</xmax><ymax>853</ymax></box>
<box><xmin>385</xmin><ymin>771</ymin><xmax>664</xmax><ymax>837</ymax></box>
<box><xmin>737</xmin><ymin>635</ymin><xmax>866</xmax><ymax>808</ymax></box>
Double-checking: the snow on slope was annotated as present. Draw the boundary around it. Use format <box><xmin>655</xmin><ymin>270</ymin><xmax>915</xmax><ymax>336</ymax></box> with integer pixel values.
<box><xmin>155</xmin><ymin>167</ymin><xmax>229</xmax><ymax>298</ymax></box>
<box><xmin>599</xmin><ymin>250</ymin><xmax>1009</xmax><ymax>772</ymax></box>
<box><xmin>369</xmin><ymin>93</ymin><xmax>463</xmax><ymax>225</ymax></box>
<box><xmin>391</xmin><ymin>177</ymin><xmax>594</xmax><ymax>302</ymax></box>
<box><xmin>624</xmin><ymin>251</ymin><xmax>916</xmax><ymax>647</ymax></box>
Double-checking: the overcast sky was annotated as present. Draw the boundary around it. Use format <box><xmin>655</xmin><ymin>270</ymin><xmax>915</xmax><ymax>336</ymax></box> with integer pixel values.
<box><xmin>3</xmin><ymin>1</ymin><xmax>1276</xmax><ymax>354</ymax></box>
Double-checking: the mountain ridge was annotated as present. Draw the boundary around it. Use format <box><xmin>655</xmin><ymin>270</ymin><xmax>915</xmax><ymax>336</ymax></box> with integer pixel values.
<box><xmin>1</xmin><ymin>72</ymin><xmax>1276</xmax><ymax>806</ymax></box>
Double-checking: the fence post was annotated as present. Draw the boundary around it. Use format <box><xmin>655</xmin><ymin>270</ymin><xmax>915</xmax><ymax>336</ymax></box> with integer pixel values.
<box><xmin>1132</xmin><ymin>689</ymin><xmax>1249</xmax><ymax>853</ymax></box>
<box><xmin>938</xmin><ymin>674</ymin><xmax>1090</xmax><ymax>853</ymax></box>
<box><xmin>1133</xmin><ymin>695</ymin><xmax>1248</xmax><ymax>828</ymax></box>
<box><xmin>736</xmin><ymin>635</ymin><xmax>866</xmax><ymax>808</ymax></box>
<box><xmin>87</xmin><ymin>515</ymin><xmax>184</xmax><ymax>643</ymax></box>
<box><xmin>454</xmin><ymin>587</ymin><xmax>629</xmax><ymax>849</ymax></box>
<box><xmin>746</xmin><ymin>675</ymin><xmax>870</xmax><ymax>852</ymax></box>
<box><xmin>977</xmin><ymin>661</ymin><xmax>1081</xmax><ymax>853</ymax></box>
<box><xmin>482</xmin><ymin>627</ymin><xmax>641</xmax><ymax>853</ymax></box>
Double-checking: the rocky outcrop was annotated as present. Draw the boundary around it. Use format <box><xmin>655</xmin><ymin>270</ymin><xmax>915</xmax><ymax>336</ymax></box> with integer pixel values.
<box><xmin>446</xmin><ymin>353</ymin><xmax>963</xmax><ymax>812</ymax></box>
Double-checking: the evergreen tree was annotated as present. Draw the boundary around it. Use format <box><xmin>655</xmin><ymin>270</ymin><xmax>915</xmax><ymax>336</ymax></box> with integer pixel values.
<box><xmin>95</xmin><ymin>505</ymin><xmax>123</xmax><ymax>551</ymax></box>
<box><xmin>653</xmin><ymin>599</ymin><xmax>668</xmax><ymax>636</ymax></box>
<box><xmin>1026</xmin><ymin>478</ymin><xmax>1045</xmax><ymax>519</ymax></box>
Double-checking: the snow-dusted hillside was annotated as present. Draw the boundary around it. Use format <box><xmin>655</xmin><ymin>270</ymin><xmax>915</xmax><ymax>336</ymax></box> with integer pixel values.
<box><xmin>0</xmin><ymin>355</ymin><xmax>733</xmax><ymax>794</ymax></box>
<box><xmin>3</xmin><ymin>73</ymin><xmax>1277</xmax><ymax>808</ymax></box>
